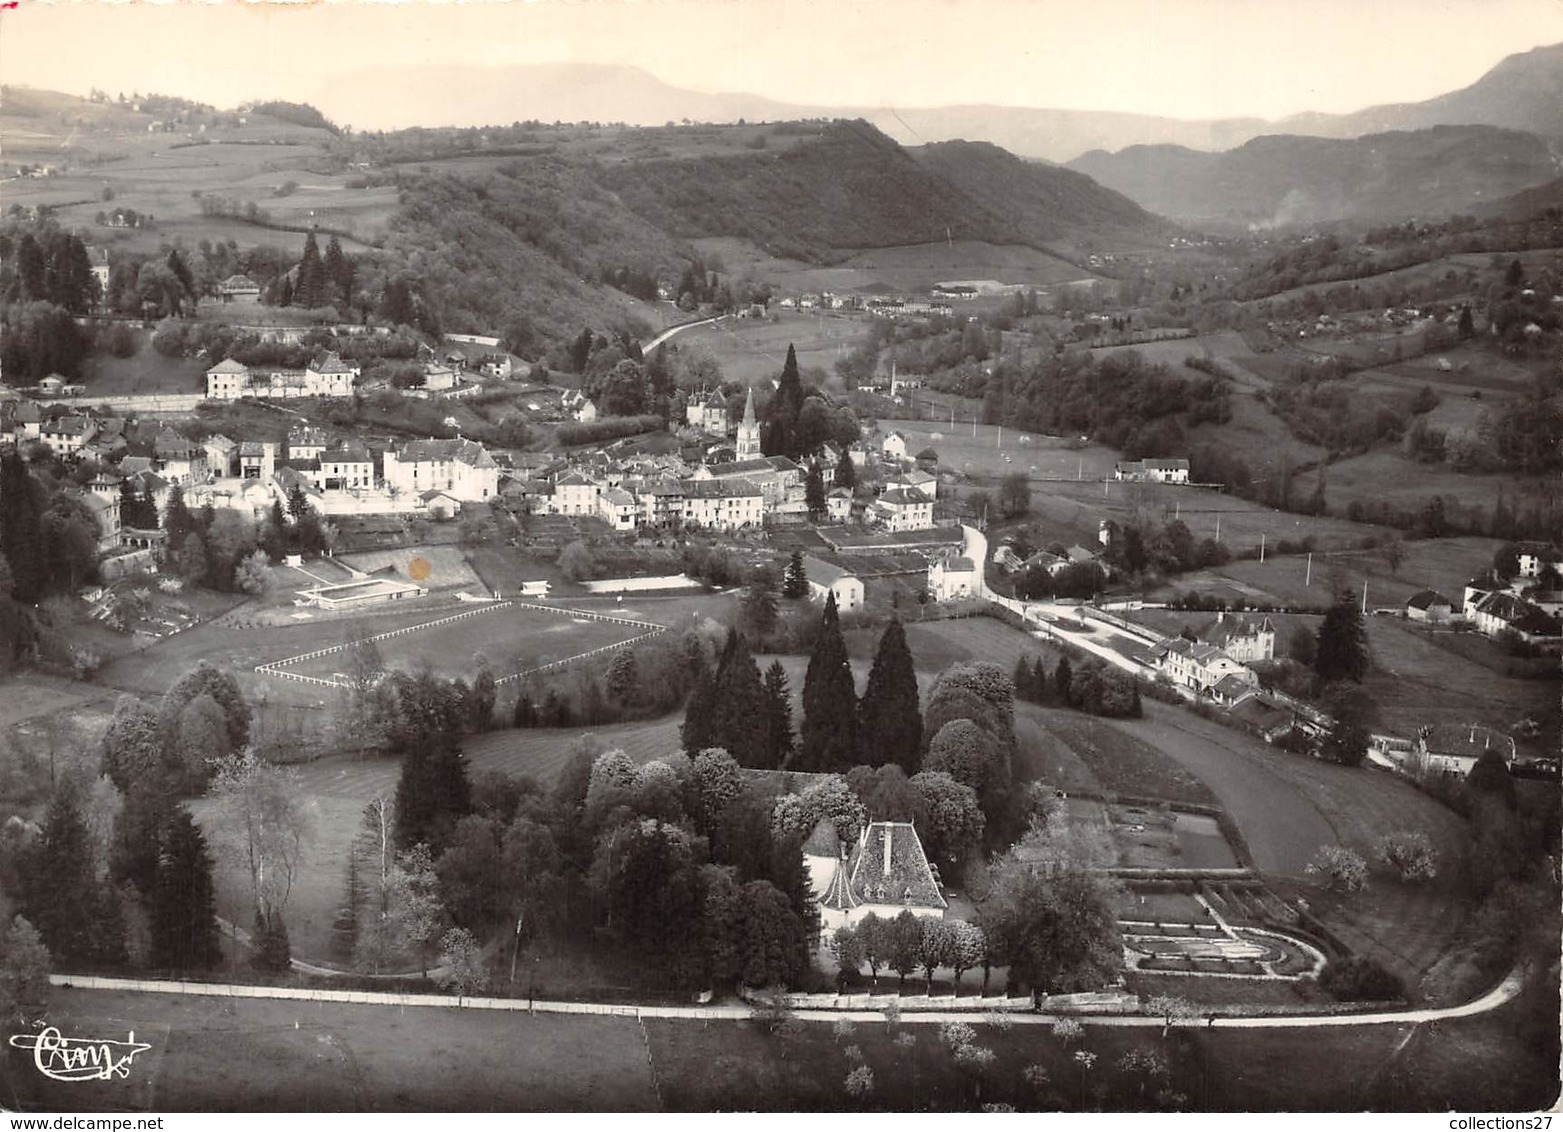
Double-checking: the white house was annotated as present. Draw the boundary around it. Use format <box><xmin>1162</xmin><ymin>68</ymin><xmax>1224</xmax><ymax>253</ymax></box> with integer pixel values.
<box><xmin>801</xmin><ymin>556</ymin><xmax>864</xmax><ymax>611</ymax></box>
<box><xmin>1114</xmin><ymin>458</ymin><xmax>1191</xmax><ymax>484</ymax></box>
<box><xmin>551</xmin><ymin>472</ymin><xmax>600</xmax><ymax>516</ymax></box>
<box><xmin>825</xmin><ymin>487</ymin><xmax>853</xmax><ymax>523</ymax></box>
<box><xmin>384</xmin><ymin>438</ymin><xmax>498</xmax><ymax>502</ymax></box>
<box><xmin>871</xmin><ymin>487</ymin><xmax>933</xmax><ymax>533</ymax></box>
<box><xmin>680</xmin><ymin>478</ymin><xmax>763</xmax><ymax>532</ymax></box>
<box><xmin>927</xmin><ymin>553</ymin><xmax>977</xmax><ymax>602</ymax></box>
<box><xmin>686</xmin><ymin>389</ymin><xmax>728</xmax><ymax>433</ymax></box>
<box><xmin>880</xmin><ymin>431</ymin><xmax>909</xmax><ymax>461</ymax></box>
<box><xmin>889</xmin><ymin>469</ymin><xmax>938</xmax><ymax>501</ymax></box>
<box><xmin>317</xmin><ymin>443</ymin><xmax>374</xmax><ymax>491</ymax></box>
<box><xmin>597</xmin><ymin>487</ymin><xmax>638</xmax><ymax>532</ymax></box>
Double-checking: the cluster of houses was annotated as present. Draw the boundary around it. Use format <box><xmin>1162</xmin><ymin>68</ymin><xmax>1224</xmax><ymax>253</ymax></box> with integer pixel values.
<box><xmin>1401</xmin><ymin>547</ymin><xmax>1563</xmax><ymax>647</ymax></box>
<box><xmin>205</xmin><ymin>352</ymin><xmax>359</xmax><ymax>401</ymax></box>
<box><xmin>1137</xmin><ymin>613</ymin><xmax>1276</xmax><ymax>708</ymax></box>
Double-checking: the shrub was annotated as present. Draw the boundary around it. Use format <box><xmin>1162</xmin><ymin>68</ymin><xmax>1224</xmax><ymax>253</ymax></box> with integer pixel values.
<box><xmin>1375</xmin><ymin>830</ymin><xmax>1438</xmax><ymax>882</ymax></box>
<box><xmin>1305</xmin><ymin>844</ymin><xmax>1368</xmax><ymax>892</ymax></box>
<box><xmin>1320</xmin><ymin>955</ymin><xmax>1405</xmax><ymax>1002</ymax></box>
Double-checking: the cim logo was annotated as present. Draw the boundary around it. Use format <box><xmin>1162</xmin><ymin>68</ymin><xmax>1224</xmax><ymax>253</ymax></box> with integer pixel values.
<box><xmin>9</xmin><ymin>1026</ymin><xmax>152</xmax><ymax>1082</ymax></box>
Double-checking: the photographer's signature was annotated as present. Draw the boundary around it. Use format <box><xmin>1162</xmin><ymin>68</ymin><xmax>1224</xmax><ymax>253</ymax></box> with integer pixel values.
<box><xmin>9</xmin><ymin>1027</ymin><xmax>151</xmax><ymax>1081</ymax></box>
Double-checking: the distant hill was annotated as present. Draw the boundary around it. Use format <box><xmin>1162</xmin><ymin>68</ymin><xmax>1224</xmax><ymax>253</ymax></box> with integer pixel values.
<box><xmin>305</xmin><ymin>43</ymin><xmax>1563</xmax><ymax>162</ymax></box>
<box><xmin>1473</xmin><ymin>174</ymin><xmax>1563</xmax><ymax>221</ymax></box>
<box><xmin>1066</xmin><ymin>125</ymin><xmax>1563</xmax><ymax>228</ymax></box>
<box><xmin>910</xmin><ymin>140</ymin><xmax>1178</xmax><ymax>255</ymax></box>
<box><xmin>587</xmin><ymin>120</ymin><xmax>1171</xmax><ymax>262</ymax></box>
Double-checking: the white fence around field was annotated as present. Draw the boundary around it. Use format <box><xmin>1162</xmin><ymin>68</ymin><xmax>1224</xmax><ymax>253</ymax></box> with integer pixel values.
<box><xmin>255</xmin><ymin>599</ymin><xmax>667</xmax><ymax>689</ymax></box>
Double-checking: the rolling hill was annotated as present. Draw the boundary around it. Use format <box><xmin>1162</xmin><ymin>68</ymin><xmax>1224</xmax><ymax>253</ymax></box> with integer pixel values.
<box><xmin>1066</xmin><ymin>125</ymin><xmax>1563</xmax><ymax>228</ymax></box>
<box><xmin>303</xmin><ymin>42</ymin><xmax>1563</xmax><ymax>162</ymax></box>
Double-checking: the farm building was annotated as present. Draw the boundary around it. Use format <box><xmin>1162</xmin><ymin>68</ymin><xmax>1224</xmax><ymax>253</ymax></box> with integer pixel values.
<box><xmin>1408</xmin><ymin>723</ymin><xmax>1516</xmax><ymax>779</ymax></box>
<box><xmin>1405</xmin><ymin>590</ymin><xmax>1454</xmax><ymax>624</ymax></box>
<box><xmin>805</xmin><ymin>820</ymin><xmax>947</xmax><ymax>932</ymax></box>
<box><xmin>1114</xmin><ymin>458</ymin><xmax>1191</xmax><ymax>484</ymax></box>
<box><xmin>801</xmin><ymin>555</ymin><xmax>864</xmax><ymax>611</ymax></box>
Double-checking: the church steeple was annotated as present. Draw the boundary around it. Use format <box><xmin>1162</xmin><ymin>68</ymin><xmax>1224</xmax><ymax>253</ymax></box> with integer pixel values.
<box><xmin>736</xmin><ymin>386</ymin><xmax>760</xmax><ymax>459</ymax></box>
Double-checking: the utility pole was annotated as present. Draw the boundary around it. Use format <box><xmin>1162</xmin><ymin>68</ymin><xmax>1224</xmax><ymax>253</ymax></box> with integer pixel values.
<box><xmin>1260</xmin><ymin>534</ymin><xmax>1266</xmax><ymax>563</ymax></box>
<box><xmin>1362</xmin><ymin>579</ymin><xmax>1369</xmax><ymax>615</ymax></box>
<box><xmin>1214</xmin><ymin>514</ymin><xmax>1220</xmax><ymax>542</ymax></box>
<box><xmin>1305</xmin><ymin>552</ymin><xmax>1313</xmax><ymax>587</ymax></box>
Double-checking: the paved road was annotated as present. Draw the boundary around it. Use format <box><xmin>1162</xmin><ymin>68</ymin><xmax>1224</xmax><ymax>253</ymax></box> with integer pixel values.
<box><xmin>50</xmin><ymin>965</ymin><xmax>1524</xmax><ymax>1029</ymax></box>
<box><xmin>641</xmin><ymin>315</ymin><xmax>722</xmax><ymax>355</ymax></box>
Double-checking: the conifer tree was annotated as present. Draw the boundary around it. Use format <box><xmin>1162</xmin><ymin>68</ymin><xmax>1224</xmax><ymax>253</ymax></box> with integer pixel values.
<box><xmin>294</xmin><ymin>230</ymin><xmax>325</xmax><ymax>309</ymax></box>
<box><xmin>1314</xmin><ymin>589</ymin><xmax>1369</xmax><ymax>686</ymax></box>
<box><xmin>680</xmin><ymin>667</ymin><xmax>716</xmax><ymax>755</ymax></box>
<box><xmin>760</xmin><ymin>660</ymin><xmax>794</xmax><ymax>770</ymax></box>
<box><xmin>323</xmin><ymin>236</ymin><xmax>350</xmax><ymax>306</ymax></box>
<box><xmin>163</xmin><ymin>483</ymin><xmax>194</xmax><ymax>551</ymax></box>
<box><xmin>799</xmin><ymin>594</ymin><xmax>858</xmax><ymax>771</ymax></box>
<box><xmin>858</xmin><ymin>619</ymin><xmax>921</xmax><ymax>772</ymax></box>
<box><xmin>149</xmin><ymin>806</ymin><xmax>222</xmax><ymax>971</ymax></box>
<box><xmin>708</xmin><ymin>630</ymin><xmax>767</xmax><ymax>766</ymax></box>
<box><xmin>1054</xmin><ymin>655</ymin><xmax>1074</xmax><ymax>705</ymax></box>
<box><xmin>783</xmin><ymin>551</ymin><xmax>809</xmax><ymax>599</ymax></box>
<box><xmin>742</xmin><ymin>565</ymin><xmax>780</xmax><ymax>639</ymax></box>
<box><xmin>805</xmin><ymin>462</ymin><xmax>827</xmax><ymax>518</ymax></box>
<box><xmin>833</xmin><ymin>452</ymin><xmax>856</xmax><ymax>490</ymax></box>
<box><xmin>0</xmin><ymin>453</ymin><xmax>43</xmax><ymax>603</ymax></box>
<box><xmin>23</xmin><ymin>789</ymin><xmax>124</xmax><ymax>966</ymax></box>
<box><xmin>1012</xmin><ymin>656</ymin><xmax>1033</xmax><ymax>702</ymax></box>
<box><xmin>330</xmin><ymin>841</ymin><xmax>366</xmax><ymax>962</ymax></box>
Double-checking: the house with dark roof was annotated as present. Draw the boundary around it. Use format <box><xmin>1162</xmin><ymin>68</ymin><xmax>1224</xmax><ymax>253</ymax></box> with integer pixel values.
<box><xmin>1114</xmin><ymin>458</ymin><xmax>1191</xmax><ymax>484</ymax></box>
<box><xmin>1184</xmin><ymin>612</ymin><xmax>1274</xmax><ymax>662</ymax></box>
<box><xmin>1472</xmin><ymin>591</ymin><xmax>1562</xmax><ymax>644</ymax></box>
<box><xmin>804</xmin><ymin>820</ymin><xmax>948</xmax><ymax>931</ymax></box>
<box><xmin>1405</xmin><ymin>589</ymin><xmax>1454</xmax><ymax>624</ymax></box>
<box><xmin>1410</xmin><ymin>723</ymin><xmax>1516</xmax><ymax>778</ymax></box>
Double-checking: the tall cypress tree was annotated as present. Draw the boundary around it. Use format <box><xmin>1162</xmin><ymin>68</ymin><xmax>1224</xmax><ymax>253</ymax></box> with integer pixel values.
<box><xmin>323</xmin><ymin>236</ymin><xmax>349</xmax><ymax>305</ymax></box>
<box><xmin>833</xmin><ymin>452</ymin><xmax>857</xmax><ymax>489</ymax></box>
<box><xmin>799</xmin><ymin>594</ymin><xmax>858</xmax><ymax>771</ymax></box>
<box><xmin>708</xmin><ymin>629</ymin><xmax>766</xmax><ymax>766</ymax></box>
<box><xmin>805</xmin><ymin>462</ymin><xmax>827</xmax><ymax>518</ymax></box>
<box><xmin>1054</xmin><ymin>655</ymin><xmax>1074</xmax><ymax>705</ymax></box>
<box><xmin>1314</xmin><ymin>589</ymin><xmax>1369</xmax><ymax>686</ymax></box>
<box><xmin>295</xmin><ymin>230</ymin><xmax>324</xmax><ymax>309</ymax></box>
<box><xmin>149</xmin><ymin>807</ymin><xmax>222</xmax><ymax>971</ymax></box>
<box><xmin>681</xmin><ymin>667</ymin><xmax>716</xmax><ymax>755</ymax></box>
<box><xmin>0</xmin><ymin>453</ymin><xmax>43</xmax><ymax>603</ymax></box>
<box><xmin>858</xmin><ymin>619</ymin><xmax>922</xmax><ymax>773</ymax></box>
<box><xmin>760</xmin><ymin>660</ymin><xmax>794</xmax><ymax>770</ymax></box>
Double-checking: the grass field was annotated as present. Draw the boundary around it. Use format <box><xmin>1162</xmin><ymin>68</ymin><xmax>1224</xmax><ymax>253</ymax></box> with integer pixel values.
<box><xmin>1038</xmin><ymin>709</ymin><xmax>1219</xmax><ymax>806</ymax></box>
<box><xmin>668</xmin><ymin>309</ymin><xmax>867</xmax><ymax>386</ymax></box>
<box><xmin>17</xmin><ymin>987</ymin><xmax>656</xmax><ymax>1112</ymax></box>
<box><xmin>79</xmin><ymin>336</ymin><xmax>208</xmax><ymax>396</ymax></box>
<box><xmin>273</xmin><ymin>604</ymin><xmax>653</xmax><ymax>684</ymax></box>
<box><xmin>1145</xmin><ymin>535</ymin><xmax>1504</xmax><ymax>609</ymax></box>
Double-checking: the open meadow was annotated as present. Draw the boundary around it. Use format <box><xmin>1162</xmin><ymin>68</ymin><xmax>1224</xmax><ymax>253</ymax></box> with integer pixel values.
<box><xmin>668</xmin><ymin>309</ymin><xmax>866</xmax><ymax>386</ymax></box>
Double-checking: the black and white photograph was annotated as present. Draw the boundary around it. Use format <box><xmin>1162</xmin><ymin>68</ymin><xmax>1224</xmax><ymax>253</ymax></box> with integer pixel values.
<box><xmin>0</xmin><ymin>0</ymin><xmax>1558</xmax><ymax>1116</ymax></box>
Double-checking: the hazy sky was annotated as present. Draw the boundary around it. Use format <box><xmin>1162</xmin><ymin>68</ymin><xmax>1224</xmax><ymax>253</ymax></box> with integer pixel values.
<box><xmin>4</xmin><ymin>0</ymin><xmax>1562</xmax><ymax>125</ymax></box>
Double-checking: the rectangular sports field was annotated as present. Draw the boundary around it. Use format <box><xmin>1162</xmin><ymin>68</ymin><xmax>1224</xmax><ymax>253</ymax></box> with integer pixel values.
<box><xmin>272</xmin><ymin>603</ymin><xmax>657</xmax><ymax>683</ymax></box>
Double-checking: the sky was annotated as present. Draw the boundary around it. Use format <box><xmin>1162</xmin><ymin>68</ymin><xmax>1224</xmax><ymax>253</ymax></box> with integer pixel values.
<box><xmin>3</xmin><ymin>0</ymin><xmax>1563</xmax><ymax>126</ymax></box>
